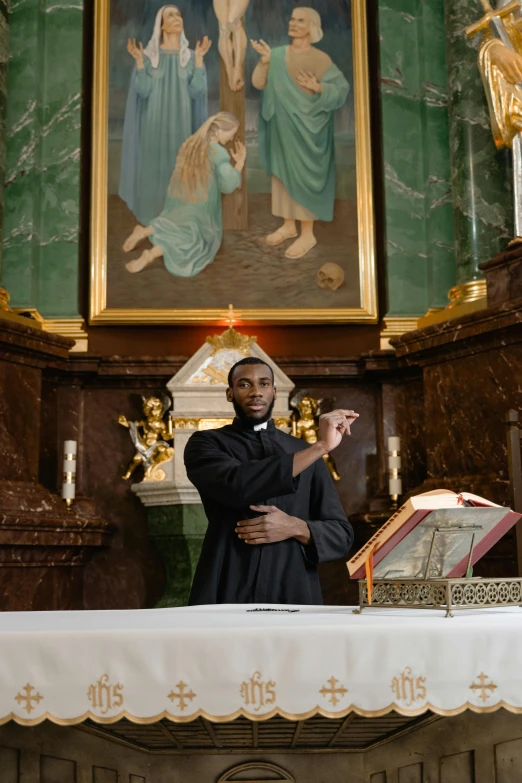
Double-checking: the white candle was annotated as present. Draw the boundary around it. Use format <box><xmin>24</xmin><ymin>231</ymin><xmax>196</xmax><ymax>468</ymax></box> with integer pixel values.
<box><xmin>388</xmin><ymin>436</ymin><xmax>401</xmax><ymax>453</ymax></box>
<box><xmin>389</xmin><ymin>477</ymin><xmax>402</xmax><ymax>495</ymax></box>
<box><xmin>388</xmin><ymin>436</ymin><xmax>402</xmax><ymax>497</ymax></box>
<box><xmin>62</xmin><ymin>440</ymin><xmax>77</xmax><ymax>502</ymax></box>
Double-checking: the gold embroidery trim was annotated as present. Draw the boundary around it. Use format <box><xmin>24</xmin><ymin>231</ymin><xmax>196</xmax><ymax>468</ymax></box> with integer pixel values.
<box><xmin>5</xmin><ymin>700</ymin><xmax>520</xmax><ymax>727</ymax></box>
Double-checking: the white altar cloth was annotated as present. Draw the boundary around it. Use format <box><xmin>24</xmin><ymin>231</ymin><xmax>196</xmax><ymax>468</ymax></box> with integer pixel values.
<box><xmin>1</xmin><ymin>604</ymin><xmax>522</xmax><ymax>725</ymax></box>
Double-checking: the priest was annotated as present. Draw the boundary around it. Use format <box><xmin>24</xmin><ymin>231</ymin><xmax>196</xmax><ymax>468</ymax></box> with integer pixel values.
<box><xmin>184</xmin><ymin>357</ymin><xmax>356</xmax><ymax>605</ymax></box>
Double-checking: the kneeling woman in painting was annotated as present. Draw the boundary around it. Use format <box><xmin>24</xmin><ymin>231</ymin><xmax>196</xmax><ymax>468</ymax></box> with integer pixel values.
<box><xmin>122</xmin><ymin>112</ymin><xmax>245</xmax><ymax>276</ymax></box>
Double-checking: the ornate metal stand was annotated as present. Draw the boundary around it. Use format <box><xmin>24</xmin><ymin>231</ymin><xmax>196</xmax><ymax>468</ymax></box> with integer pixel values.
<box><xmin>356</xmin><ymin>577</ymin><xmax>522</xmax><ymax>617</ymax></box>
<box><xmin>354</xmin><ymin>518</ymin><xmax>522</xmax><ymax>617</ymax></box>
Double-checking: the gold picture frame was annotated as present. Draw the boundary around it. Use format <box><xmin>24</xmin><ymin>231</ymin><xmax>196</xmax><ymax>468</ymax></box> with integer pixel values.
<box><xmin>89</xmin><ymin>0</ymin><xmax>377</xmax><ymax>324</ymax></box>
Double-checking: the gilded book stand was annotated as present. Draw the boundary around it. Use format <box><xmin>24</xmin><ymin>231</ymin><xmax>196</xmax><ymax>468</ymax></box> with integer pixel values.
<box><xmin>354</xmin><ymin>507</ymin><xmax>522</xmax><ymax>617</ymax></box>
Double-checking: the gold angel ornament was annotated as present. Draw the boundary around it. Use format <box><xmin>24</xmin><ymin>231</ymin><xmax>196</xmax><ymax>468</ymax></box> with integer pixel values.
<box><xmin>468</xmin><ymin>0</ymin><xmax>522</xmax><ymax>241</ymax></box>
<box><xmin>291</xmin><ymin>395</ymin><xmax>341</xmax><ymax>481</ymax></box>
<box><xmin>118</xmin><ymin>395</ymin><xmax>174</xmax><ymax>481</ymax></box>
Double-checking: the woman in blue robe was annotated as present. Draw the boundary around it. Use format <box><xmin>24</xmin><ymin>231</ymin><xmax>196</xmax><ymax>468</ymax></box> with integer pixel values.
<box><xmin>119</xmin><ymin>6</ymin><xmax>211</xmax><ymax>225</ymax></box>
<box><xmin>122</xmin><ymin>112</ymin><xmax>245</xmax><ymax>277</ymax></box>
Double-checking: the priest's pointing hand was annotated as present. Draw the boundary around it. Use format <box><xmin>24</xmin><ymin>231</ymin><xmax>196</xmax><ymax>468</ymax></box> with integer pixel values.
<box><xmin>291</xmin><ymin>409</ymin><xmax>359</xmax><ymax>478</ymax></box>
<box><xmin>236</xmin><ymin>505</ymin><xmax>311</xmax><ymax>546</ymax></box>
<box><xmin>319</xmin><ymin>409</ymin><xmax>359</xmax><ymax>450</ymax></box>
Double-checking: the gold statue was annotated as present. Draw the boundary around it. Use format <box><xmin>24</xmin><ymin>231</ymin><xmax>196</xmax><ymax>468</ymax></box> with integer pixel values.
<box><xmin>118</xmin><ymin>395</ymin><xmax>174</xmax><ymax>481</ymax></box>
<box><xmin>467</xmin><ymin>1</ymin><xmax>522</xmax><ymax>241</ymax></box>
<box><xmin>291</xmin><ymin>395</ymin><xmax>341</xmax><ymax>481</ymax></box>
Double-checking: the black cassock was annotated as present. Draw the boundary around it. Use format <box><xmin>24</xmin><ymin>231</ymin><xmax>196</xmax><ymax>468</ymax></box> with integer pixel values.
<box><xmin>184</xmin><ymin>418</ymin><xmax>354</xmax><ymax>605</ymax></box>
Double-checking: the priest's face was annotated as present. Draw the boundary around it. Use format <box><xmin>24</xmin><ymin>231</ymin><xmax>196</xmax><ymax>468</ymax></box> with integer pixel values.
<box><xmin>227</xmin><ymin>364</ymin><xmax>276</xmax><ymax>425</ymax></box>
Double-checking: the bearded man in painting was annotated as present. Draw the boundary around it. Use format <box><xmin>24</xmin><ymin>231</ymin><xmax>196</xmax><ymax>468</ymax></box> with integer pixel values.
<box><xmin>251</xmin><ymin>7</ymin><xmax>349</xmax><ymax>259</ymax></box>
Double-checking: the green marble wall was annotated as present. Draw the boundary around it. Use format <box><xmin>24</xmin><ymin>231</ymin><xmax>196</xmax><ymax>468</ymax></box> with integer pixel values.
<box><xmin>0</xmin><ymin>0</ymin><xmax>82</xmax><ymax>316</ymax></box>
<box><xmin>379</xmin><ymin>0</ymin><xmax>455</xmax><ymax>315</ymax></box>
<box><xmin>0</xmin><ymin>0</ymin><xmax>8</xmax><ymax>262</ymax></box>
<box><xmin>445</xmin><ymin>0</ymin><xmax>511</xmax><ymax>286</ymax></box>
<box><xmin>148</xmin><ymin>504</ymin><xmax>208</xmax><ymax>607</ymax></box>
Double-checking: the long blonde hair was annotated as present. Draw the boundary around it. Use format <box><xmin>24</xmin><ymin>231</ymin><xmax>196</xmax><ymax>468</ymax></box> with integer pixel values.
<box><xmin>169</xmin><ymin>112</ymin><xmax>240</xmax><ymax>203</ymax></box>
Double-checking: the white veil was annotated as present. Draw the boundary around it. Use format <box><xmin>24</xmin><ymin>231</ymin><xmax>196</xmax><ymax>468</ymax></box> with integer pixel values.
<box><xmin>143</xmin><ymin>5</ymin><xmax>191</xmax><ymax>69</ymax></box>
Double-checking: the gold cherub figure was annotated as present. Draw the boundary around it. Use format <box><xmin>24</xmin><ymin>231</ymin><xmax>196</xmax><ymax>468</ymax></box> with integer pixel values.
<box><xmin>118</xmin><ymin>395</ymin><xmax>174</xmax><ymax>481</ymax></box>
<box><xmin>291</xmin><ymin>395</ymin><xmax>341</xmax><ymax>481</ymax></box>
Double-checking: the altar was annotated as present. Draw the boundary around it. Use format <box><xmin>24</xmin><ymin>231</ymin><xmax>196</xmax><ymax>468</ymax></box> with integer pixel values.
<box><xmin>1</xmin><ymin>605</ymin><xmax>522</xmax><ymax>782</ymax></box>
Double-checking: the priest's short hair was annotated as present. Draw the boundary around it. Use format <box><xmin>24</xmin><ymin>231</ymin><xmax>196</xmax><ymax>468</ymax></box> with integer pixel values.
<box><xmin>227</xmin><ymin>357</ymin><xmax>275</xmax><ymax>388</ymax></box>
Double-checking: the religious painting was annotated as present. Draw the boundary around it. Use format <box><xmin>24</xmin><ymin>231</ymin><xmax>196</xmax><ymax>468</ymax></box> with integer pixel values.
<box><xmin>90</xmin><ymin>0</ymin><xmax>377</xmax><ymax>323</ymax></box>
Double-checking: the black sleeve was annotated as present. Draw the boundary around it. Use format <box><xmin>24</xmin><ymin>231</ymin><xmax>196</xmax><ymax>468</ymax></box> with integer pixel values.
<box><xmin>302</xmin><ymin>457</ymin><xmax>354</xmax><ymax>564</ymax></box>
<box><xmin>184</xmin><ymin>431</ymin><xmax>300</xmax><ymax>508</ymax></box>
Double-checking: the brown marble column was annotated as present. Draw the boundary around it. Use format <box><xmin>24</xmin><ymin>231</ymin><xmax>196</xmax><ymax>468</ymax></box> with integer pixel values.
<box><xmin>0</xmin><ymin>318</ymin><xmax>113</xmax><ymax>610</ymax></box>
<box><xmin>392</xmin><ymin>299</ymin><xmax>522</xmax><ymax>577</ymax></box>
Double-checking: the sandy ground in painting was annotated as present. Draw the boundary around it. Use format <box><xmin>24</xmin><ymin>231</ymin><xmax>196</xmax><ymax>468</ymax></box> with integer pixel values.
<box><xmin>106</xmin><ymin>194</ymin><xmax>360</xmax><ymax>311</ymax></box>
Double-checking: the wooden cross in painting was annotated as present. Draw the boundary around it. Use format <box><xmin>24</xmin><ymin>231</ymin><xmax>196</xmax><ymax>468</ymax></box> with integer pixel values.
<box><xmin>213</xmin><ymin>0</ymin><xmax>250</xmax><ymax>229</ymax></box>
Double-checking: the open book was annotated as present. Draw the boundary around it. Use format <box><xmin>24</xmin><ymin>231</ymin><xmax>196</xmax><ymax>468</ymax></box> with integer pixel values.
<box><xmin>347</xmin><ymin>490</ymin><xmax>520</xmax><ymax>580</ymax></box>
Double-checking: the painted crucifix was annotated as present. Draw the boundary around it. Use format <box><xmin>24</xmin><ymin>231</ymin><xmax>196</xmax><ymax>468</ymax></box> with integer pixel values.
<box><xmin>213</xmin><ymin>0</ymin><xmax>250</xmax><ymax>229</ymax></box>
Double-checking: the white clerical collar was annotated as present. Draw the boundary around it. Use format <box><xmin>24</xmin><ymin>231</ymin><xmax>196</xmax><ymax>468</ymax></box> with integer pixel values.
<box><xmin>253</xmin><ymin>422</ymin><xmax>268</xmax><ymax>431</ymax></box>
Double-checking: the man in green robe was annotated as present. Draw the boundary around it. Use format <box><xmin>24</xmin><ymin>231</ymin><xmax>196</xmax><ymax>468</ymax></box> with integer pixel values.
<box><xmin>251</xmin><ymin>8</ymin><xmax>349</xmax><ymax>259</ymax></box>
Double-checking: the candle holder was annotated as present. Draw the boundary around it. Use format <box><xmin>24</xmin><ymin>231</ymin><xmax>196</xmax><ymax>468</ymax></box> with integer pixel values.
<box><xmin>62</xmin><ymin>440</ymin><xmax>77</xmax><ymax>511</ymax></box>
<box><xmin>388</xmin><ymin>436</ymin><xmax>402</xmax><ymax>509</ymax></box>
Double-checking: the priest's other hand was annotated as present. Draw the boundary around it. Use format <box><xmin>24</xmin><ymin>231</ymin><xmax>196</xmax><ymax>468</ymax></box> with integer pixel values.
<box><xmin>318</xmin><ymin>409</ymin><xmax>359</xmax><ymax>453</ymax></box>
<box><xmin>236</xmin><ymin>505</ymin><xmax>311</xmax><ymax>545</ymax></box>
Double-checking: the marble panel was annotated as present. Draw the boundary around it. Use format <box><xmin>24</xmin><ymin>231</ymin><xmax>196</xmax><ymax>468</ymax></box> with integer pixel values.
<box><xmin>2</xmin><ymin>0</ymin><xmax>82</xmax><ymax>315</ymax></box>
<box><xmin>0</xmin><ymin>360</ymin><xmax>40</xmax><ymax>482</ymax></box>
<box><xmin>0</xmin><ymin>2</ymin><xmax>8</xmax><ymax>255</ymax></box>
<box><xmin>423</xmin><ymin>350</ymin><xmax>522</xmax><ymax>484</ymax></box>
<box><xmin>379</xmin><ymin>0</ymin><xmax>454</xmax><ymax>316</ymax></box>
<box><xmin>479</xmin><ymin>244</ymin><xmax>522</xmax><ymax>307</ymax></box>
<box><xmin>0</xmin><ymin>318</ymin><xmax>74</xmax><ymax>486</ymax></box>
<box><xmin>0</xmin><ymin>480</ymin><xmax>112</xmax><ymax>610</ymax></box>
<box><xmin>385</xmin><ymin>375</ymin><xmax>426</xmax><ymax>495</ymax></box>
<box><xmin>445</xmin><ymin>0</ymin><xmax>512</xmax><ymax>283</ymax></box>
<box><xmin>148</xmin><ymin>504</ymin><xmax>207</xmax><ymax>607</ymax></box>
<box><xmin>393</xmin><ymin>299</ymin><xmax>522</xmax><ymax>577</ymax></box>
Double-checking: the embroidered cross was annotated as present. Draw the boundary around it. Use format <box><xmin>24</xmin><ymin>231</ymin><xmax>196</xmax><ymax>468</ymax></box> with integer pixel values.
<box><xmin>470</xmin><ymin>672</ymin><xmax>497</xmax><ymax>703</ymax></box>
<box><xmin>168</xmin><ymin>681</ymin><xmax>196</xmax><ymax>711</ymax></box>
<box><xmin>320</xmin><ymin>676</ymin><xmax>348</xmax><ymax>706</ymax></box>
<box><xmin>15</xmin><ymin>683</ymin><xmax>43</xmax><ymax>714</ymax></box>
